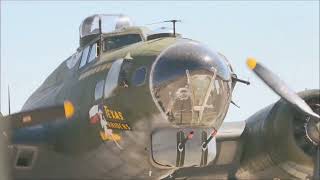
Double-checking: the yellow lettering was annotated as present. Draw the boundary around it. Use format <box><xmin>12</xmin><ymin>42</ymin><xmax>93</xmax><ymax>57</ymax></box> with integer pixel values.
<box><xmin>121</xmin><ymin>124</ymin><xmax>128</xmax><ymax>130</ymax></box>
<box><xmin>105</xmin><ymin>121</ymin><xmax>130</xmax><ymax>130</ymax></box>
<box><xmin>109</xmin><ymin>111</ymin><xmax>113</xmax><ymax>119</ymax></box>
<box><xmin>118</xmin><ymin>112</ymin><xmax>124</xmax><ymax>120</ymax></box>
<box><xmin>124</xmin><ymin>124</ymin><xmax>131</xmax><ymax>130</ymax></box>
<box><xmin>104</xmin><ymin>106</ymin><xmax>112</xmax><ymax>119</ymax></box>
<box><xmin>116</xmin><ymin>123</ymin><xmax>121</xmax><ymax>129</ymax></box>
<box><xmin>100</xmin><ymin>131</ymin><xmax>107</xmax><ymax>140</ymax></box>
<box><xmin>100</xmin><ymin>131</ymin><xmax>122</xmax><ymax>141</ymax></box>
<box><xmin>108</xmin><ymin>122</ymin><xmax>116</xmax><ymax>128</ymax></box>
<box><xmin>112</xmin><ymin>123</ymin><xmax>117</xmax><ymax>129</ymax></box>
<box><xmin>114</xmin><ymin>111</ymin><xmax>120</xmax><ymax>120</ymax></box>
<box><xmin>107</xmin><ymin>110</ymin><xmax>113</xmax><ymax>119</ymax></box>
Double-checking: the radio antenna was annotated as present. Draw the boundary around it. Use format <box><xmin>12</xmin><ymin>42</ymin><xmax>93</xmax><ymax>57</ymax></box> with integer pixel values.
<box><xmin>164</xmin><ymin>20</ymin><xmax>181</xmax><ymax>36</ymax></box>
<box><xmin>7</xmin><ymin>86</ymin><xmax>10</xmax><ymax>115</ymax></box>
<box><xmin>146</xmin><ymin>19</ymin><xmax>182</xmax><ymax>36</ymax></box>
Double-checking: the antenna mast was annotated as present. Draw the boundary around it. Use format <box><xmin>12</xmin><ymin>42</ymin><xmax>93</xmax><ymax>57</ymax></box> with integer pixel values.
<box><xmin>0</xmin><ymin>31</ymin><xmax>1</xmax><ymax>113</ymax></box>
<box><xmin>7</xmin><ymin>86</ymin><xmax>10</xmax><ymax>115</ymax></box>
<box><xmin>147</xmin><ymin>19</ymin><xmax>182</xmax><ymax>37</ymax></box>
<box><xmin>164</xmin><ymin>20</ymin><xmax>181</xmax><ymax>37</ymax></box>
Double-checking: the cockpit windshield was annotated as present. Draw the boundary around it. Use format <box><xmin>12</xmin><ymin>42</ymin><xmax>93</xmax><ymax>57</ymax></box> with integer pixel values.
<box><xmin>79</xmin><ymin>14</ymin><xmax>133</xmax><ymax>38</ymax></box>
<box><xmin>104</xmin><ymin>34</ymin><xmax>142</xmax><ymax>51</ymax></box>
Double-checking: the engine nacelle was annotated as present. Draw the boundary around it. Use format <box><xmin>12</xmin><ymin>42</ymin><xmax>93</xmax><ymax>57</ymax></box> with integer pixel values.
<box><xmin>236</xmin><ymin>89</ymin><xmax>319</xmax><ymax>179</ymax></box>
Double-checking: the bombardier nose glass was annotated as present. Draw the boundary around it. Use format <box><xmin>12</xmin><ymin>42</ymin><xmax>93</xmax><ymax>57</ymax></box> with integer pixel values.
<box><xmin>151</xmin><ymin>42</ymin><xmax>232</xmax><ymax>127</ymax></box>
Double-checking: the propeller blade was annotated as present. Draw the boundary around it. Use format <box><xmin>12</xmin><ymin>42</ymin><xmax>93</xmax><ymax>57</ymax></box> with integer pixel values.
<box><xmin>246</xmin><ymin>58</ymin><xmax>319</xmax><ymax>120</ymax></box>
<box><xmin>2</xmin><ymin>100</ymin><xmax>75</xmax><ymax>130</ymax></box>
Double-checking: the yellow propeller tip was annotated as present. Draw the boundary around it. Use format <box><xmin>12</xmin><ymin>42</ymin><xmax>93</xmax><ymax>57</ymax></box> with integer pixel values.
<box><xmin>246</xmin><ymin>57</ymin><xmax>257</xmax><ymax>70</ymax></box>
<box><xmin>64</xmin><ymin>100</ymin><xmax>75</xmax><ymax>119</ymax></box>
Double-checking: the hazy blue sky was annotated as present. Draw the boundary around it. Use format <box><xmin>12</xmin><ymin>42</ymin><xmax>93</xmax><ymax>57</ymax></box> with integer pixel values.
<box><xmin>1</xmin><ymin>1</ymin><xmax>319</xmax><ymax>122</ymax></box>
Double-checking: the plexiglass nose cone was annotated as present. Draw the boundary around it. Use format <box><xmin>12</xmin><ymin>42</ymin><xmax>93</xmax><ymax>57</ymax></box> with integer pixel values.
<box><xmin>150</xmin><ymin>41</ymin><xmax>232</xmax><ymax>128</ymax></box>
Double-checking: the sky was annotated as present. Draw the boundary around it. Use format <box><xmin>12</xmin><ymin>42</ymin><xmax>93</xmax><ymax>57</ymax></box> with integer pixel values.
<box><xmin>1</xmin><ymin>1</ymin><xmax>319</xmax><ymax>122</ymax></box>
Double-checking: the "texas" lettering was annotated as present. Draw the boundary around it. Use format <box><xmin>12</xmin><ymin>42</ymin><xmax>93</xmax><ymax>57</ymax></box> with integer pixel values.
<box><xmin>104</xmin><ymin>106</ymin><xmax>124</xmax><ymax>120</ymax></box>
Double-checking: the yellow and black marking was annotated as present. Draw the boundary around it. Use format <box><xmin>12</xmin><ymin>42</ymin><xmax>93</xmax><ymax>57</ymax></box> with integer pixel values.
<box><xmin>100</xmin><ymin>131</ymin><xmax>121</xmax><ymax>141</ymax></box>
<box><xmin>106</xmin><ymin>121</ymin><xmax>131</xmax><ymax>130</ymax></box>
<box><xmin>102</xmin><ymin>105</ymin><xmax>131</xmax><ymax>130</ymax></box>
<box><xmin>103</xmin><ymin>106</ymin><xmax>125</xmax><ymax>121</ymax></box>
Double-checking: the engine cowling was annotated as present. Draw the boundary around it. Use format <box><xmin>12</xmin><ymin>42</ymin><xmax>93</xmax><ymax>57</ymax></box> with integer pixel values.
<box><xmin>236</xmin><ymin>89</ymin><xmax>319</xmax><ymax>179</ymax></box>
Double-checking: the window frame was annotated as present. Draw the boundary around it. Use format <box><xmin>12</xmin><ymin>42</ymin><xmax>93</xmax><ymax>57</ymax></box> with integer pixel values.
<box><xmin>79</xmin><ymin>45</ymin><xmax>91</xmax><ymax>69</ymax></box>
<box><xmin>87</xmin><ymin>42</ymin><xmax>99</xmax><ymax>64</ymax></box>
<box><xmin>104</xmin><ymin>59</ymin><xmax>124</xmax><ymax>98</ymax></box>
<box><xmin>94</xmin><ymin>79</ymin><xmax>105</xmax><ymax>100</ymax></box>
<box><xmin>103</xmin><ymin>34</ymin><xmax>142</xmax><ymax>52</ymax></box>
<box><xmin>79</xmin><ymin>41</ymin><xmax>100</xmax><ymax>69</ymax></box>
<box><xmin>131</xmin><ymin>66</ymin><xmax>147</xmax><ymax>87</ymax></box>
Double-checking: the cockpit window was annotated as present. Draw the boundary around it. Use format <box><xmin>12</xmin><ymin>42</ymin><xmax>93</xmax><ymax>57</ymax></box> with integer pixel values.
<box><xmin>80</xmin><ymin>14</ymin><xmax>133</xmax><ymax>38</ymax></box>
<box><xmin>79</xmin><ymin>46</ymin><xmax>90</xmax><ymax>68</ymax></box>
<box><xmin>67</xmin><ymin>50</ymin><xmax>82</xmax><ymax>69</ymax></box>
<box><xmin>104</xmin><ymin>59</ymin><xmax>124</xmax><ymax>98</ymax></box>
<box><xmin>79</xmin><ymin>42</ymin><xmax>100</xmax><ymax>69</ymax></box>
<box><xmin>103</xmin><ymin>34</ymin><xmax>141</xmax><ymax>52</ymax></box>
<box><xmin>95</xmin><ymin>80</ymin><xmax>105</xmax><ymax>100</ymax></box>
<box><xmin>88</xmin><ymin>43</ymin><xmax>98</xmax><ymax>63</ymax></box>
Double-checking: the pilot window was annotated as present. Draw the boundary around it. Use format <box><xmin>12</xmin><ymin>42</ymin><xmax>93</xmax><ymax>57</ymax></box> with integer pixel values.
<box><xmin>94</xmin><ymin>80</ymin><xmax>105</xmax><ymax>100</ymax></box>
<box><xmin>104</xmin><ymin>34</ymin><xmax>142</xmax><ymax>52</ymax></box>
<box><xmin>67</xmin><ymin>50</ymin><xmax>82</xmax><ymax>69</ymax></box>
<box><xmin>104</xmin><ymin>59</ymin><xmax>124</xmax><ymax>98</ymax></box>
<box><xmin>132</xmin><ymin>67</ymin><xmax>146</xmax><ymax>86</ymax></box>
<box><xmin>79</xmin><ymin>46</ymin><xmax>90</xmax><ymax>68</ymax></box>
<box><xmin>88</xmin><ymin>43</ymin><xmax>98</xmax><ymax>63</ymax></box>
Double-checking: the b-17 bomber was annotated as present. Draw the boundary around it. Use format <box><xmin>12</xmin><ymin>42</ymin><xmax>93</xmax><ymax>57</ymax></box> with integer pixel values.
<box><xmin>0</xmin><ymin>14</ymin><xmax>319</xmax><ymax>180</ymax></box>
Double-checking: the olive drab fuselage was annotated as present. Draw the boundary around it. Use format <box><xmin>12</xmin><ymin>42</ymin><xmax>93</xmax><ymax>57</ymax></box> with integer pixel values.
<box><xmin>12</xmin><ymin>15</ymin><xmax>236</xmax><ymax>179</ymax></box>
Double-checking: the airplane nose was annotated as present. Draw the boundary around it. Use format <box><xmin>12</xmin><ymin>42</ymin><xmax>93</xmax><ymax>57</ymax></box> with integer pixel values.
<box><xmin>150</xmin><ymin>41</ymin><xmax>232</xmax><ymax>128</ymax></box>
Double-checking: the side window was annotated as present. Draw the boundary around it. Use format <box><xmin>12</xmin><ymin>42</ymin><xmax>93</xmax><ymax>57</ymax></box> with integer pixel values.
<box><xmin>88</xmin><ymin>43</ymin><xmax>97</xmax><ymax>63</ymax></box>
<box><xmin>67</xmin><ymin>50</ymin><xmax>82</xmax><ymax>69</ymax></box>
<box><xmin>119</xmin><ymin>59</ymin><xmax>133</xmax><ymax>88</ymax></box>
<box><xmin>94</xmin><ymin>80</ymin><xmax>105</xmax><ymax>100</ymax></box>
<box><xmin>104</xmin><ymin>59</ymin><xmax>124</xmax><ymax>98</ymax></box>
<box><xmin>132</xmin><ymin>67</ymin><xmax>147</xmax><ymax>86</ymax></box>
<box><xmin>79</xmin><ymin>46</ymin><xmax>90</xmax><ymax>68</ymax></box>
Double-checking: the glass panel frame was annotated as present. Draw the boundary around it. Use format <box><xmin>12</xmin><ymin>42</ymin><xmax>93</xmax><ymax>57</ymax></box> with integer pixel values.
<box><xmin>79</xmin><ymin>46</ymin><xmax>90</xmax><ymax>69</ymax></box>
<box><xmin>132</xmin><ymin>66</ymin><xmax>147</xmax><ymax>86</ymax></box>
<box><xmin>94</xmin><ymin>80</ymin><xmax>105</xmax><ymax>100</ymax></box>
<box><xmin>67</xmin><ymin>50</ymin><xmax>83</xmax><ymax>69</ymax></box>
<box><xmin>88</xmin><ymin>43</ymin><xmax>98</xmax><ymax>63</ymax></box>
<box><xmin>104</xmin><ymin>59</ymin><xmax>124</xmax><ymax>98</ymax></box>
<box><xmin>103</xmin><ymin>34</ymin><xmax>142</xmax><ymax>52</ymax></box>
